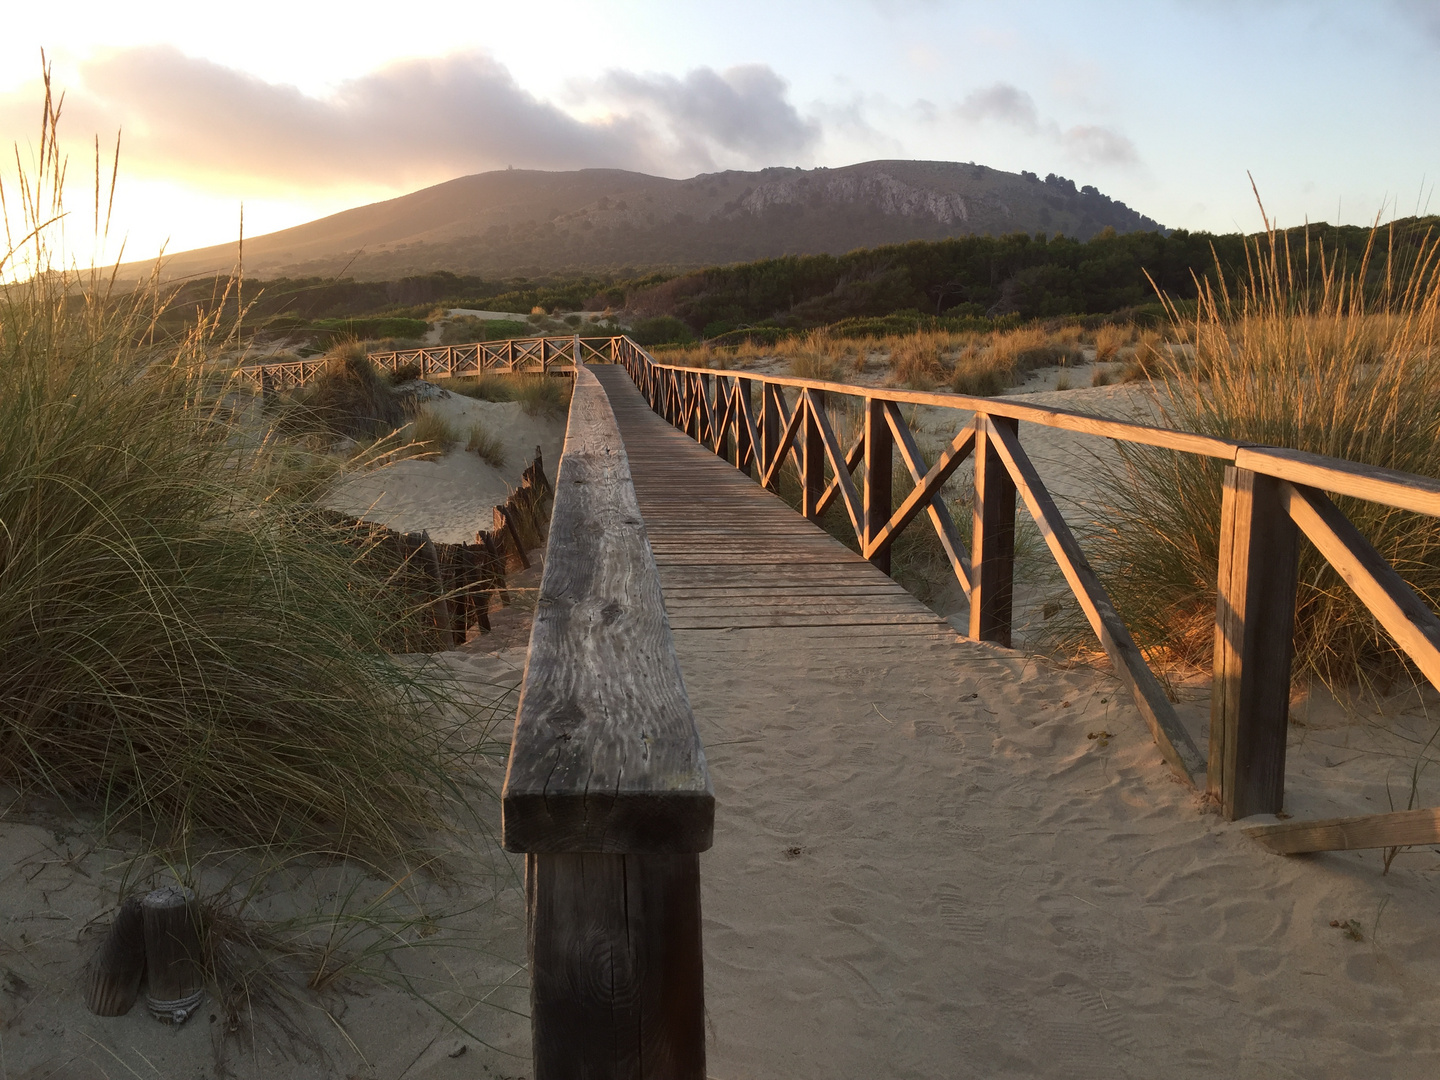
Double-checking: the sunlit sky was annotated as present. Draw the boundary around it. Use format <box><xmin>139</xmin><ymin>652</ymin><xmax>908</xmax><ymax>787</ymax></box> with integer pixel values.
<box><xmin>3</xmin><ymin>0</ymin><xmax>1438</xmax><ymax>268</ymax></box>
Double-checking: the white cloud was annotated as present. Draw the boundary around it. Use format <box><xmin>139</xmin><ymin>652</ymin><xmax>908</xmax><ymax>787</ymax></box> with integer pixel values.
<box><xmin>0</xmin><ymin>48</ymin><xmax>823</xmax><ymax>195</ymax></box>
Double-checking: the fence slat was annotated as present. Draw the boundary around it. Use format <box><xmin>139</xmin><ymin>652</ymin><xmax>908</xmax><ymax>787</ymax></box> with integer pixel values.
<box><xmin>986</xmin><ymin>416</ymin><xmax>1205</xmax><ymax>785</ymax></box>
<box><xmin>1210</xmin><ymin>467</ymin><xmax>1299</xmax><ymax>818</ymax></box>
<box><xmin>970</xmin><ymin>415</ymin><xmax>1018</xmax><ymax>646</ymax></box>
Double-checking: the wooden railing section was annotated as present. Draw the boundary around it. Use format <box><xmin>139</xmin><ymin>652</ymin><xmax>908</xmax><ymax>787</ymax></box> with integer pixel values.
<box><xmin>239</xmin><ymin>335</ymin><xmax>622</xmax><ymax>390</ymax></box>
<box><xmin>501</xmin><ymin>364</ymin><xmax>713</xmax><ymax>1079</ymax></box>
<box><xmin>610</xmin><ymin>337</ymin><xmax>1440</xmax><ymax>855</ymax></box>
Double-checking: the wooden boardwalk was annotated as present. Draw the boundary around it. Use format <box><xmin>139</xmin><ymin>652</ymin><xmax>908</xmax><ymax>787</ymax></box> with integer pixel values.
<box><xmin>593</xmin><ymin>365</ymin><xmax>956</xmax><ymax>640</ymax></box>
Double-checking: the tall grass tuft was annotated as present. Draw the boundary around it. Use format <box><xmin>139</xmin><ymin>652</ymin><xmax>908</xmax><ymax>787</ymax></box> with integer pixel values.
<box><xmin>1096</xmin><ymin>214</ymin><xmax>1440</xmax><ymax>687</ymax></box>
<box><xmin>410</xmin><ymin>407</ymin><xmax>462</xmax><ymax>455</ymax></box>
<box><xmin>514</xmin><ymin>373</ymin><xmax>571</xmax><ymax>418</ymax></box>
<box><xmin>285</xmin><ymin>342</ymin><xmax>407</xmax><ymax>440</ymax></box>
<box><xmin>466</xmin><ymin>421</ymin><xmax>507</xmax><ymax>467</ymax></box>
<box><xmin>0</xmin><ymin>90</ymin><xmax>464</xmax><ymax>856</ymax></box>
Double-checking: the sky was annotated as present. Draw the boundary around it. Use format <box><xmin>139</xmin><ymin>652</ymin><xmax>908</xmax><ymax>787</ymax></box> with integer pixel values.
<box><xmin>1</xmin><ymin>0</ymin><xmax>1437</xmax><ymax>268</ymax></box>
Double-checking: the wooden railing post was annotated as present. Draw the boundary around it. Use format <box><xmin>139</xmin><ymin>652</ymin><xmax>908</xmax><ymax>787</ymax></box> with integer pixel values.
<box><xmin>802</xmin><ymin>390</ymin><xmax>825</xmax><ymax>519</ymax></box>
<box><xmin>970</xmin><ymin>414</ymin><xmax>1018</xmax><ymax>646</ymax></box>
<box><xmin>761</xmin><ymin>385</ymin><xmax>782</xmax><ymax>492</ymax></box>
<box><xmin>1211</xmin><ymin>465</ymin><xmax>1300</xmax><ymax>819</ymax></box>
<box><xmin>503</xmin><ymin>366</ymin><xmax>713</xmax><ymax>1080</ymax></box>
<box><xmin>864</xmin><ymin>396</ymin><xmax>893</xmax><ymax>574</ymax></box>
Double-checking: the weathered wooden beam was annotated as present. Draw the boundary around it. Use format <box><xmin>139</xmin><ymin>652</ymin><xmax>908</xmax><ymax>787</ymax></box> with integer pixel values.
<box><xmin>1279</xmin><ymin>481</ymin><xmax>1440</xmax><ymax>692</ymax></box>
<box><xmin>527</xmin><ymin>853</ymin><xmax>705</xmax><ymax>1080</ymax></box>
<box><xmin>85</xmin><ymin>896</ymin><xmax>145</xmax><ymax>1017</ymax></box>
<box><xmin>504</xmin><ymin>364</ymin><xmax>711</xmax><ymax>1080</ymax></box>
<box><xmin>142</xmin><ymin>886</ymin><xmax>204</xmax><ymax>1023</ymax></box>
<box><xmin>969</xmin><ymin>414</ymin><xmax>1018</xmax><ymax>646</ymax></box>
<box><xmin>985</xmin><ymin>417</ymin><xmax>1206</xmax><ymax>785</ymax></box>
<box><xmin>815</xmin><ymin>432</ymin><xmax>865</xmax><ymax>521</ymax></box>
<box><xmin>1211</xmin><ymin>466</ymin><xmax>1299</xmax><ymax>819</ymax></box>
<box><xmin>1244</xmin><ymin>807</ymin><xmax>1440</xmax><ymax>854</ymax></box>
<box><xmin>864</xmin><ymin>397</ymin><xmax>894</xmax><ymax>574</ymax></box>
<box><xmin>503</xmin><ymin>365</ymin><xmax>713</xmax><ymax>853</ymax></box>
<box><xmin>801</xmin><ymin>390</ymin><xmax>826</xmax><ymax>520</ymax></box>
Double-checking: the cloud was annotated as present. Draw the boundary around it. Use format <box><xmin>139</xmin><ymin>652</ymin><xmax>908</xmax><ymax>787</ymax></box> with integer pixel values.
<box><xmin>0</xmin><ymin>47</ymin><xmax>821</xmax><ymax>195</ymax></box>
<box><xmin>958</xmin><ymin>83</ymin><xmax>1040</xmax><ymax>133</ymax></box>
<box><xmin>593</xmin><ymin>64</ymin><xmax>820</xmax><ymax>167</ymax></box>
<box><xmin>1392</xmin><ymin>0</ymin><xmax>1440</xmax><ymax>46</ymax></box>
<box><xmin>1061</xmin><ymin>124</ymin><xmax>1139</xmax><ymax>167</ymax></box>
<box><xmin>953</xmin><ymin>80</ymin><xmax>1139</xmax><ymax>169</ymax></box>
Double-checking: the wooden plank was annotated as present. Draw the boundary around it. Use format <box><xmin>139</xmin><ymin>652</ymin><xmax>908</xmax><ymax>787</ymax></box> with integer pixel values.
<box><xmin>985</xmin><ymin>417</ymin><xmax>1206</xmax><ymax>786</ymax></box>
<box><xmin>502</xmin><ymin>365</ymin><xmax>714</xmax><ymax>856</ymax></box>
<box><xmin>1239</xmin><ymin>447</ymin><xmax>1440</xmax><ymax>519</ymax></box>
<box><xmin>527</xmin><ymin>852</ymin><xmax>705</xmax><ymax>1080</ymax></box>
<box><xmin>1243</xmin><ymin>807</ymin><xmax>1440</xmax><ymax>853</ymax></box>
<box><xmin>969</xmin><ymin>414</ymin><xmax>1017</xmax><ymax>646</ymax></box>
<box><xmin>1210</xmin><ymin>467</ymin><xmax>1299</xmax><ymax>819</ymax></box>
<box><xmin>864</xmin><ymin>397</ymin><xmax>894</xmax><ymax>574</ymax></box>
<box><xmin>1280</xmin><ymin>481</ymin><xmax>1440</xmax><ymax>692</ymax></box>
<box><xmin>801</xmin><ymin>390</ymin><xmax>826</xmax><ymax>520</ymax></box>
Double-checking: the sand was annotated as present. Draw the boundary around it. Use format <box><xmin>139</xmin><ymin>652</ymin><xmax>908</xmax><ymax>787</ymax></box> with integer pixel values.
<box><xmin>6</xmin><ymin>371</ymin><xmax>1440</xmax><ymax>1078</ymax></box>
<box><xmin>323</xmin><ymin>392</ymin><xmax>567</xmax><ymax>544</ymax></box>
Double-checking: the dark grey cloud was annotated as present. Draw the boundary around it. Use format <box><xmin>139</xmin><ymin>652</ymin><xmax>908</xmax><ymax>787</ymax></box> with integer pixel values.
<box><xmin>14</xmin><ymin>47</ymin><xmax>819</xmax><ymax>190</ymax></box>
<box><xmin>594</xmin><ymin>65</ymin><xmax>821</xmax><ymax>165</ymax></box>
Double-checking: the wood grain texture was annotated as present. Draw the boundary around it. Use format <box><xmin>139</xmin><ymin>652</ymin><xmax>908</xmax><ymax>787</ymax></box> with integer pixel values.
<box><xmin>1210</xmin><ymin>467</ymin><xmax>1299</xmax><ymax>818</ymax></box>
<box><xmin>985</xmin><ymin>417</ymin><xmax>1206</xmax><ymax>785</ymax></box>
<box><xmin>85</xmin><ymin>896</ymin><xmax>145</xmax><ymax>1017</ymax></box>
<box><xmin>1238</xmin><ymin>446</ymin><xmax>1440</xmax><ymax>519</ymax></box>
<box><xmin>1280</xmin><ymin>481</ymin><xmax>1440</xmax><ymax>692</ymax></box>
<box><xmin>527</xmin><ymin>852</ymin><xmax>706</xmax><ymax>1080</ymax></box>
<box><xmin>502</xmin><ymin>365</ymin><xmax>714</xmax><ymax>855</ymax></box>
<box><xmin>1243</xmin><ymin>807</ymin><xmax>1440</xmax><ymax>854</ymax></box>
<box><xmin>141</xmin><ymin>886</ymin><xmax>203</xmax><ymax>1020</ymax></box>
<box><xmin>970</xmin><ymin>414</ymin><xmax>1017</xmax><ymax>646</ymax></box>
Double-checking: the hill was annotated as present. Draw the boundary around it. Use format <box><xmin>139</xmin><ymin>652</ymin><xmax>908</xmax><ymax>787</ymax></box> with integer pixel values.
<box><xmin>140</xmin><ymin>160</ymin><xmax>1165</xmax><ymax>282</ymax></box>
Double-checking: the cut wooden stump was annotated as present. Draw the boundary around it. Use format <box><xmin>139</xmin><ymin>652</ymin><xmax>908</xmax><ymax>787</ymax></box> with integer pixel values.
<box><xmin>142</xmin><ymin>886</ymin><xmax>204</xmax><ymax>1023</ymax></box>
<box><xmin>85</xmin><ymin>895</ymin><xmax>146</xmax><ymax>1017</ymax></box>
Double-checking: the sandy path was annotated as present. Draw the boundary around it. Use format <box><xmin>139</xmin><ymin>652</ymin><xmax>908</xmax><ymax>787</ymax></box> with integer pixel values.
<box><xmin>679</xmin><ymin>627</ymin><xmax>1440</xmax><ymax>1079</ymax></box>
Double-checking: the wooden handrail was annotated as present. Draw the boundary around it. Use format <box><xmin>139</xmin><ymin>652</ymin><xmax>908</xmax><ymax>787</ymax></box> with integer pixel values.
<box><xmin>610</xmin><ymin>334</ymin><xmax>1440</xmax><ymax>840</ymax></box>
<box><xmin>502</xmin><ymin>363</ymin><xmax>711</xmax><ymax>1079</ymax></box>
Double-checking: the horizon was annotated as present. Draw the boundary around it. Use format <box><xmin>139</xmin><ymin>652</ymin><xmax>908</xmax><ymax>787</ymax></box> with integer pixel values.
<box><xmin>3</xmin><ymin>0</ymin><xmax>1437</xmax><ymax>267</ymax></box>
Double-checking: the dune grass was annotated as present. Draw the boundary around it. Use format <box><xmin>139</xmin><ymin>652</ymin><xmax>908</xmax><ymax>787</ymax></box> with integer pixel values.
<box><xmin>466</xmin><ymin>421</ymin><xmax>507</xmax><ymax>467</ymax></box>
<box><xmin>282</xmin><ymin>342</ymin><xmax>408</xmax><ymax>440</ymax></box>
<box><xmin>1094</xmin><ymin>215</ymin><xmax>1440</xmax><ymax>688</ymax></box>
<box><xmin>0</xmin><ymin>98</ymin><xmax>471</xmax><ymax>858</ymax></box>
<box><xmin>410</xmin><ymin>406</ymin><xmax>462</xmax><ymax>455</ymax></box>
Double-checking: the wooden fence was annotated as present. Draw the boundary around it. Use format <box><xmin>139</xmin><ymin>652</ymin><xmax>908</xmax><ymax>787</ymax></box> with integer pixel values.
<box><xmin>501</xmin><ymin>365</ymin><xmax>712</xmax><ymax>1079</ymax></box>
<box><xmin>326</xmin><ymin>449</ymin><xmax>553</xmax><ymax>650</ymax></box>
<box><xmin>609</xmin><ymin>337</ymin><xmax>1440</xmax><ymax>855</ymax></box>
<box><xmin>239</xmin><ymin>335</ymin><xmax>623</xmax><ymax>391</ymax></box>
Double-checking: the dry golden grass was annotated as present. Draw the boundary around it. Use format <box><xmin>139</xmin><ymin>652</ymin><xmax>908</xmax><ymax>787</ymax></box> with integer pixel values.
<box><xmin>1097</xmin><ymin>215</ymin><xmax>1440</xmax><ymax>688</ymax></box>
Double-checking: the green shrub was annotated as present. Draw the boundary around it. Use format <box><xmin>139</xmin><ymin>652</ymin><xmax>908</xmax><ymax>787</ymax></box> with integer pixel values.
<box><xmin>629</xmin><ymin>316</ymin><xmax>695</xmax><ymax>347</ymax></box>
<box><xmin>312</xmin><ymin>316</ymin><xmax>429</xmax><ymax>339</ymax></box>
